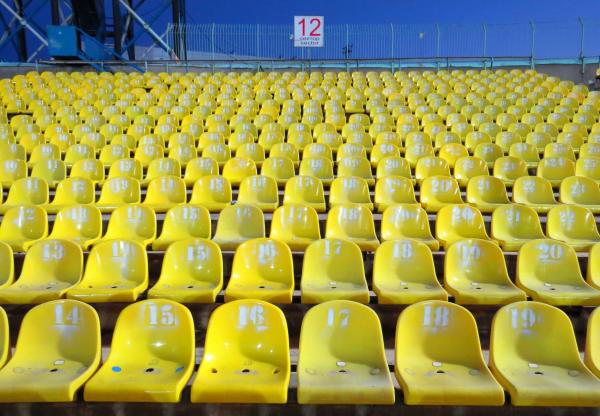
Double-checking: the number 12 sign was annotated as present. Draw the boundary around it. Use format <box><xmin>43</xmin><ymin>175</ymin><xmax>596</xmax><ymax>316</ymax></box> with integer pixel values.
<box><xmin>294</xmin><ymin>16</ymin><xmax>324</xmax><ymax>47</ymax></box>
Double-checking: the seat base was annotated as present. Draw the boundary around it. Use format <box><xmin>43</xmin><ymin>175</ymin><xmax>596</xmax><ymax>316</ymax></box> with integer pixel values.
<box><xmin>191</xmin><ymin>370</ymin><xmax>288</xmax><ymax>403</ymax></box>
<box><xmin>148</xmin><ymin>283</ymin><xmax>219</xmax><ymax>303</ymax></box>
<box><xmin>448</xmin><ymin>284</ymin><xmax>527</xmax><ymax>305</ymax></box>
<box><xmin>374</xmin><ymin>282</ymin><xmax>448</xmax><ymax>304</ymax></box>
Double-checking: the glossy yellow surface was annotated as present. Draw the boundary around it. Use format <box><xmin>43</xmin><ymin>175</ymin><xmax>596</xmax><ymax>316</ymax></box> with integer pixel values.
<box><xmin>0</xmin><ymin>177</ymin><xmax>48</xmax><ymax>214</ymax></box>
<box><xmin>0</xmin><ymin>242</ymin><xmax>13</xmax><ymax>290</ymax></box>
<box><xmin>517</xmin><ymin>239</ymin><xmax>600</xmax><ymax>305</ymax></box>
<box><xmin>222</xmin><ymin>157</ymin><xmax>257</xmax><ymax>185</ymax></box>
<box><xmin>48</xmin><ymin>205</ymin><xmax>102</xmax><ymax>249</ymax></box>
<box><xmin>0</xmin><ymin>159</ymin><xmax>26</xmax><ymax>187</ymax></box>
<box><xmin>152</xmin><ymin>205</ymin><xmax>211</xmax><ymax>251</ymax></box>
<box><xmin>587</xmin><ymin>243</ymin><xmax>600</xmax><ymax>289</ymax></box>
<box><xmin>301</xmin><ymin>238</ymin><xmax>368</xmax><ymax>304</ymax></box>
<box><xmin>325</xmin><ymin>204</ymin><xmax>379</xmax><ymax>251</ymax></box>
<box><xmin>420</xmin><ymin>175</ymin><xmax>463</xmax><ymax>212</ymax></box>
<box><xmin>106</xmin><ymin>158</ymin><xmax>143</xmax><ymax>182</ymax></box>
<box><xmin>380</xmin><ymin>204</ymin><xmax>439</xmax><ymax>250</ymax></box>
<box><xmin>374</xmin><ymin>176</ymin><xmax>417</xmax><ymax>212</ymax></box>
<box><xmin>237</xmin><ymin>175</ymin><xmax>279</xmax><ymax>212</ymax></box>
<box><xmin>415</xmin><ymin>156</ymin><xmax>450</xmax><ymax>184</ymax></box>
<box><xmin>189</xmin><ymin>175</ymin><xmax>232</xmax><ymax>212</ymax></box>
<box><xmin>183</xmin><ymin>157</ymin><xmax>218</xmax><ymax>186</ymax></box>
<box><xmin>560</xmin><ymin>175</ymin><xmax>600</xmax><ymax>213</ymax></box>
<box><xmin>143</xmin><ymin>157</ymin><xmax>181</xmax><ymax>185</ymax></box>
<box><xmin>0</xmin><ymin>300</ymin><xmax>100</xmax><ymax>402</ymax></box>
<box><xmin>537</xmin><ymin>157</ymin><xmax>575</xmax><ymax>187</ymax></box>
<box><xmin>337</xmin><ymin>156</ymin><xmax>374</xmax><ymax>185</ymax></box>
<box><xmin>546</xmin><ymin>205</ymin><xmax>600</xmax><ymax>251</ymax></box>
<box><xmin>67</xmin><ymin>240</ymin><xmax>148</xmax><ymax>302</ymax></box>
<box><xmin>30</xmin><ymin>158</ymin><xmax>66</xmax><ymax>188</ymax></box>
<box><xmin>445</xmin><ymin>239</ymin><xmax>526</xmax><ymax>304</ymax></box>
<box><xmin>492</xmin><ymin>301</ymin><xmax>600</xmax><ymax>406</ymax></box>
<box><xmin>330</xmin><ymin>176</ymin><xmax>373</xmax><ymax>210</ymax></box>
<box><xmin>101</xmin><ymin>204</ymin><xmax>156</xmax><ymax>247</ymax></box>
<box><xmin>191</xmin><ymin>300</ymin><xmax>290</xmax><ymax>403</ymax></box>
<box><xmin>96</xmin><ymin>177</ymin><xmax>141</xmax><ymax>213</ymax></box>
<box><xmin>454</xmin><ymin>156</ymin><xmax>489</xmax><ymax>187</ymax></box>
<box><xmin>299</xmin><ymin>157</ymin><xmax>334</xmax><ymax>184</ymax></box>
<box><xmin>493</xmin><ymin>156</ymin><xmax>528</xmax><ymax>185</ymax></box>
<box><xmin>297</xmin><ymin>300</ymin><xmax>395</xmax><ymax>404</ymax></box>
<box><xmin>585</xmin><ymin>307</ymin><xmax>600</xmax><ymax>378</ymax></box>
<box><xmin>45</xmin><ymin>177</ymin><xmax>95</xmax><ymax>214</ymax></box>
<box><xmin>373</xmin><ymin>239</ymin><xmax>447</xmax><ymax>304</ymax></box>
<box><xmin>465</xmin><ymin>175</ymin><xmax>510</xmax><ymax>213</ymax></box>
<box><xmin>212</xmin><ymin>204</ymin><xmax>265</xmax><ymax>250</ymax></box>
<box><xmin>436</xmin><ymin>204</ymin><xmax>494</xmax><ymax>249</ymax></box>
<box><xmin>225</xmin><ymin>238</ymin><xmax>293</xmax><ymax>303</ymax></box>
<box><xmin>395</xmin><ymin>300</ymin><xmax>504</xmax><ymax>405</ymax></box>
<box><xmin>148</xmin><ymin>239</ymin><xmax>223</xmax><ymax>303</ymax></box>
<box><xmin>142</xmin><ymin>176</ymin><xmax>186</xmax><ymax>213</ymax></box>
<box><xmin>0</xmin><ymin>205</ymin><xmax>47</xmax><ymax>251</ymax></box>
<box><xmin>491</xmin><ymin>204</ymin><xmax>546</xmax><ymax>251</ymax></box>
<box><xmin>84</xmin><ymin>299</ymin><xmax>194</xmax><ymax>402</ymax></box>
<box><xmin>269</xmin><ymin>204</ymin><xmax>320</xmax><ymax>250</ymax></box>
<box><xmin>282</xmin><ymin>175</ymin><xmax>326</xmax><ymax>212</ymax></box>
<box><xmin>261</xmin><ymin>157</ymin><xmax>295</xmax><ymax>185</ymax></box>
<box><xmin>70</xmin><ymin>159</ymin><xmax>105</xmax><ymax>184</ymax></box>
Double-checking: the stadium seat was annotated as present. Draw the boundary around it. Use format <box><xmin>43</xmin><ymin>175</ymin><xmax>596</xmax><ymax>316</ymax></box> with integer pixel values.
<box><xmin>373</xmin><ymin>239</ymin><xmax>447</xmax><ymax>304</ymax></box>
<box><xmin>559</xmin><ymin>175</ymin><xmax>600</xmax><ymax>212</ymax></box>
<box><xmin>509</xmin><ymin>142</ymin><xmax>540</xmax><ymax>168</ymax></box>
<box><xmin>493</xmin><ymin>156</ymin><xmax>528</xmax><ymax>185</ymax></box>
<box><xmin>512</xmin><ymin>176</ymin><xmax>559</xmax><ymax>213</ymax></box>
<box><xmin>465</xmin><ymin>175</ymin><xmax>510</xmax><ymax>213</ymax></box>
<box><xmin>142</xmin><ymin>176</ymin><xmax>187</xmax><ymax>213</ymax></box>
<box><xmin>380</xmin><ymin>204</ymin><xmax>439</xmax><ymax>250</ymax></box>
<box><xmin>304</xmin><ymin>143</ymin><xmax>333</xmax><ymax>161</ymax></box>
<box><xmin>100</xmin><ymin>204</ymin><xmax>156</xmax><ymax>247</ymax></box>
<box><xmin>491</xmin><ymin>204</ymin><xmax>546</xmax><ymax>251</ymax></box>
<box><xmin>405</xmin><ymin>143</ymin><xmax>435</xmax><ymax>168</ymax></box>
<box><xmin>282</xmin><ymin>175</ymin><xmax>326</xmax><ymax>212</ymax></box>
<box><xmin>47</xmin><ymin>205</ymin><xmax>102</xmax><ymax>249</ymax></box>
<box><xmin>202</xmin><ymin>143</ymin><xmax>231</xmax><ymax>167</ymax></box>
<box><xmin>491</xmin><ymin>301</ymin><xmax>600</xmax><ymax>406</ymax></box>
<box><xmin>395</xmin><ymin>300</ymin><xmax>504</xmax><ymax>405</ymax></box>
<box><xmin>0</xmin><ymin>242</ymin><xmax>13</xmax><ymax>289</ymax></box>
<box><xmin>376</xmin><ymin>156</ymin><xmax>412</xmax><ymax>179</ymax></box>
<box><xmin>329</xmin><ymin>176</ymin><xmax>373</xmax><ymax>210</ymax></box>
<box><xmin>374</xmin><ymin>176</ymin><xmax>417</xmax><ymax>212</ymax></box>
<box><xmin>419</xmin><ymin>176</ymin><xmax>463</xmax><ymax>213</ymax></box>
<box><xmin>588</xmin><ymin>243</ymin><xmax>600</xmax><ymax>289</ymax></box>
<box><xmin>224</xmin><ymin>238</ymin><xmax>293</xmax><ymax>303</ymax></box>
<box><xmin>576</xmin><ymin>157</ymin><xmax>600</xmax><ymax>181</ymax></box>
<box><xmin>222</xmin><ymin>157</ymin><xmax>257</xmax><ymax>185</ymax></box>
<box><xmin>96</xmin><ymin>177</ymin><xmax>141</xmax><ymax>213</ymax></box>
<box><xmin>436</xmin><ymin>204</ymin><xmax>494</xmax><ymax>249</ymax></box>
<box><xmin>237</xmin><ymin>175</ymin><xmax>279</xmax><ymax>212</ymax></box>
<box><xmin>45</xmin><ymin>177</ymin><xmax>95</xmax><ymax>214</ymax></box>
<box><xmin>585</xmin><ymin>306</ymin><xmax>600</xmax><ymax>378</ymax></box>
<box><xmin>444</xmin><ymin>239</ymin><xmax>526</xmax><ymax>304</ymax></box>
<box><xmin>325</xmin><ymin>204</ymin><xmax>379</xmax><ymax>251</ymax></box>
<box><xmin>270</xmin><ymin>142</ymin><xmax>299</xmax><ymax>167</ymax></box>
<box><xmin>106</xmin><ymin>158</ymin><xmax>143</xmax><ymax>182</ymax></box>
<box><xmin>70</xmin><ymin>159</ymin><xmax>105</xmax><ymax>184</ymax></box>
<box><xmin>0</xmin><ymin>177</ymin><xmax>48</xmax><ymax>215</ymax></box>
<box><xmin>0</xmin><ymin>205</ymin><xmax>47</xmax><ymax>251</ymax></box>
<box><xmin>189</xmin><ymin>175</ymin><xmax>232</xmax><ymax>212</ymax></box>
<box><xmin>84</xmin><ymin>299</ymin><xmax>194</xmax><ymax>402</ymax></box>
<box><xmin>183</xmin><ymin>157</ymin><xmax>219</xmax><ymax>186</ymax></box>
<box><xmin>0</xmin><ymin>300</ymin><xmax>100</xmax><ymax>402</ymax></box>
<box><xmin>297</xmin><ymin>300</ymin><xmax>395</xmax><ymax>404</ymax></box>
<box><xmin>29</xmin><ymin>143</ymin><xmax>60</xmax><ymax>166</ymax></box>
<box><xmin>212</xmin><ymin>204</ymin><xmax>265</xmax><ymax>250</ymax></box>
<box><xmin>148</xmin><ymin>239</ymin><xmax>223</xmax><ymax>303</ymax></box>
<box><xmin>67</xmin><ymin>240</ymin><xmax>147</xmax><ymax>302</ymax></box>
<box><xmin>299</xmin><ymin>157</ymin><xmax>334</xmax><ymax>184</ymax></box>
<box><xmin>0</xmin><ymin>239</ymin><xmax>82</xmax><ymax>304</ymax></box>
<box><xmin>546</xmin><ymin>205</ymin><xmax>600</xmax><ymax>251</ymax></box>
<box><xmin>473</xmin><ymin>142</ymin><xmax>503</xmax><ymax>168</ymax></box>
<box><xmin>537</xmin><ymin>157</ymin><xmax>576</xmax><ymax>187</ymax></box>
<box><xmin>301</xmin><ymin>238</ymin><xmax>369</xmax><ymax>303</ymax></box>
<box><xmin>261</xmin><ymin>157</ymin><xmax>295</xmax><ymax>185</ymax></box>
<box><xmin>454</xmin><ymin>156</ymin><xmax>489</xmax><ymax>187</ymax></box>
<box><xmin>517</xmin><ymin>240</ymin><xmax>600</xmax><ymax>305</ymax></box>
<box><xmin>337</xmin><ymin>157</ymin><xmax>375</xmax><ymax>185</ymax></box>
<box><xmin>0</xmin><ymin>159</ymin><xmax>26</xmax><ymax>187</ymax></box>
<box><xmin>415</xmin><ymin>156</ymin><xmax>450</xmax><ymax>184</ymax></box>
<box><xmin>190</xmin><ymin>300</ymin><xmax>290</xmax><ymax>403</ymax></box>
<box><xmin>152</xmin><ymin>205</ymin><xmax>211</xmax><ymax>251</ymax></box>
<box><xmin>270</xmin><ymin>204</ymin><xmax>320</xmax><ymax>250</ymax></box>
<box><xmin>134</xmin><ymin>144</ymin><xmax>164</xmax><ymax>168</ymax></box>
<box><xmin>143</xmin><ymin>157</ymin><xmax>181</xmax><ymax>185</ymax></box>
<box><xmin>100</xmin><ymin>144</ymin><xmax>130</xmax><ymax>166</ymax></box>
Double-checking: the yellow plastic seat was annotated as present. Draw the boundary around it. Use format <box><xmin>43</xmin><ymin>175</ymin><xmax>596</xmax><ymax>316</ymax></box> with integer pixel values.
<box><xmin>29</xmin><ymin>143</ymin><xmax>60</xmax><ymax>166</ymax></box>
<box><xmin>376</xmin><ymin>156</ymin><xmax>412</xmax><ymax>179</ymax></box>
<box><xmin>202</xmin><ymin>143</ymin><xmax>231</xmax><ymax>167</ymax></box>
<box><xmin>84</xmin><ymin>299</ymin><xmax>194</xmax><ymax>402</ymax></box>
<box><xmin>303</xmin><ymin>143</ymin><xmax>332</xmax><ymax>161</ymax></box>
<box><xmin>143</xmin><ymin>157</ymin><xmax>181</xmax><ymax>185</ymax></box>
<box><xmin>0</xmin><ymin>239</ymin><xmax>82</xmax><ymax>304</ymax></box>
<box><xmin>282</xmin><ymin>175</ymin><xmax>326</xmax><ymax>212</ymax></box>
<box><xmin>142</xmin><ymin>176</ymin><xmax>187</xmax><ymax>213</ymax></box>
<box><xmin>380</xmin><ymin>204</ymin><xmax>439</xmax><ymax>250</ymax></box>
<box><xmin>299</xmin><ymin>157</ymin><xmax>334</xmax><ymax>185</ymax></box>
<box><xmin>301</xmin><ymin>239</ymin><xmax>369</xmax><ymax>304</ymax></box>
<box><xmin>438</xmin><ymin>143</ymin><xmax>469</xmax><ymax>168</ymax></box>
<box><xmin>415</xmin><ymin>156</ymin><xmax>450</xmax><ymax>184</ymax></box>
<box><xmin>373</xmin><ymin>239</ymin><xmax>447</xmax><ymax>304</ymax></box>
<box><xmin>325</xmin><ymin>204</ymin><xmax>379</xmax><ymax>251</ymax></box>
<box><xmin>297</xmin><ymin>300</ymin><xmax>394</xmax><ymax>404</ymax></box>
<box><xmin>576</xmin><ymin>157</ymin><xmax>600</xmax><ymax>182</ymax></box>
<box><xmin>419</xmin><ymin>176</ymin><xmax>463</xmax><ymax>213</ymax></box>
<box><xmin>466</xmin><ymin>175</ymin><xmax>510</xmax><ymax>213</ymax></box>
<box><xmin>152</xmin><ymin>205</ymin><xmax>211</xmax><ymax>251</ymax></box>
<box><xmin>212</xmin><ymin>204</ymin><xmax>265</xmax><ymax>250</ymax></box>
<box><xmin>546</xmin><ymin>205</ymin><xmax>600</xmax><ymax>251</ymax></box>
<box><xmin>189</xmin><ymin>175</ymin><xmax>232</xmax><ymax>212</ymax></box>
<box><xmin>405</xmin><ymin>143</ymin><xmax>435</xmax><ymax>168</ymax></box>
<box><xmin>0</xmin><ymin>159</ymin><xmax>27</xmax><ymax>187</ymax></box>
<box><xmin>190</xmin><ymin>300</ymin><xmax>290</xmax><ymax>403</ymax></box>
<box><xmin>106</xmin><ymin>158</ymin><xmax>143</xmax><ymax>182</ymax></box>
<box><xmin>100</xmin><ymin>144</ymin><xmax>130</xmax><ymax>166</ymax></box>
<box><xmin>585</xmin><ymin>306</ymin><xmax>600</xmax><ymax>377</ymax></box>
<box><xmin>134</xmin><ymin>144</ymin><xmax>164</xmax><ymax>168</ymax></box>
<box><xmin>560</xmin><ymin>176</ymin><xmax>600</xmax><ymax>213</ymax></box>
<box><xmin>101</xmin><ymin>204</ymin><xmax>156</xmax><ymax>247</ymax></box>
<box><xmin>45</xmin><ymin>177</ymin><xmax>95</xmax><ymax>214</ymax></box>
<box><xmin>337</xmin><ymin>157</ymin><xmax>374</xmax><ymax>185</ymax></box>
<box><xmin>512</xmin><ymin>176</ymin><xmax>559</xmax><ymax>213</ymax></box>
<box><xmin>30</xmin><ymin>158</ymin><xmax>65</xmax><ymax>189</ymax></box>
<box><xmin>491</xmin><ymin>204</ymin><xmax>545</xmax><ymax>251</ymax></box>
<box><xmin>436</xmin><ymin>204</ymin><xmax>494</xmax><ymax>249</ymax></box>
<box><xmin>70</xmin><ymin>159</ymin><xmax>105</xmax><ymax>184</ymax></box>
<box><xmin>0</xmin><ymin>205</ymin><xmax>48</xmax><ymax>252</ymax></box>
<box><xmin>537</xmin><ymin>157</ymin><xmax>576</xmax><ymax>188</ymax></box>
<box><xmin>64</xmin><ymin>144</ymin><xmax>94</xmax><ymax>166</ymax></box>
<box><xmin>148</xmin><ymin>239</ymin><xmax>223</xmax><ymax>303</ymax></box>
<box><xmin>329</xmin><ymin>176</ymin><xmax>373</xmax><ymax>210</ymax></box>
<box><xmin>261</xmin><ymin>156</ymin><xmax>295</xmax><ymax>185</ymax></box>
<box><xmin>0</xmin><ymin>242</ymin><xmax>13</xmax><ymax>290</ymax></box>
<box><xmin>509</xmin><ymin>142</ymin><xmax>540</xmax><ymax>168</ymax></box>
<box><xmin>96</xmin><ymin>177</ymin><xmax>141</xmax><ymax>213</ymax></box>
<box><xmin>517</xmin><ymin>239</ymin><xmax>600</xmax><ymax>305</ymax></box>
<box><xmin>491</xmin><ymin>301</ymin><xmax>600</xmax><ymax>406</ymax></box>
<box><xmin>269</xmin><ymin>204</ymin><xmax>320</xmax><ymax>250</ymax></box>
<box><xmin>395</xmin><ymin>300</ymin><xmax>505</xmax><ymax>406</ymax></box>
<box><xmin>67</xmin><ymin>240</ymin><xmax>147</xmax><ymax>302</ymax></box>
<box><xmin>474</xmin><ymin>142</ymin><xmax>503</xmax><ymax>168</ymax></box>
<box><xmin>222</xmin><ymin>157</ymin><xmax>257</xmax><ymax>186</ymax></box>
<box><xmin>370</xmin><ymin>143</ymin><xmax>400</xmax><ymax>167</ymax></box>
<box><xmin>374</xmin><ymin>176</ymin><xmax>417</xmax><ymax>212</ymax></box>
<box><xmin>544</xmin><ymin>142</ymin><xmax>576</xmax><ymax>161</ymax></box>
<box><xmin>493</xmin><ymin>156</ymin><xmax>528</xmax><ymax>185</ymax></box>
<box><xmin>454</xmin><ymin>156</ymin><xmax>489</xmax><ymax>187</ymax></box>
<box><xmin>48</xmin><ymin>205</ymin><xmax>102</xmax><ymax>249</ymax></box>
<box><xmin>269</xmin><ymin>142</ymin><xmax>299</xmax><ymax>166</ymax></box>
<box><xmin>237</xmin><ymin>175</ymin><xmax>279</xmax><ymax>212</ymax></box>
<box><xmin>445</xmin><ymin>238</ymin><xmax>526</xmax><ymax>304</ymax></box>
<box><xmin>183</xmin><ymin>157</ymin><xmax>218</xmax><ymax>186</ymax></box>
<box><xmin>224</xmin><ymin>238</ymin><xmax>293</xmax><ymax>303</ymax></box>
<box><xmin>0</xmin><ymin>299</ymin><xmax>100</xmax><ymax>402</ymax></box>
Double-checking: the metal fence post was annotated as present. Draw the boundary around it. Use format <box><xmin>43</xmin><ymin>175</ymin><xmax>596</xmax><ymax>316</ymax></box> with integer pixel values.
<box><xmin>435</xmin><ymin>23</ymin><xmax>440</xmax><ymax>70</ymax></box>
<box><xmin>482</xmin><ymin>23</ymin><xmax>487</xmax><ymax>64</ymax></box>
<box><xmin>529</xmin><ymin>20</ymin><xmax>536</xmax><ymax>69</ymax></box>
<box><xmin>211</xmin><ymin>23</ymin><xmax>215</xmax><ymax>61</ymax></box>
<box><xmin>256</xmin><ymin>23</ymin><xmax>260</xmax><ymax>58</ymax></box>
<box><xmin>390</xmin><ymin>23</ymin><xmax>394</xmax><ymax>59</ymax></box>
<box><xmin>579</xmin><ymin>17</ymin><xmax>585</xmax><ymax>74</ymax></box>
<box><xmin>346</xmin><ymin>24</ymin><xmax>350</xmax><ymax>60</ymax></box>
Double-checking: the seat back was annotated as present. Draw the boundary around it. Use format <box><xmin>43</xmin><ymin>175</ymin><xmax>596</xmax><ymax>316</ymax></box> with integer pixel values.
<box><xmin>330</xmin><ymin>176</ymin><xmax>372</xmax><ymax>206</ymax></box>
<box><xmin>50</xmin><ymin>205</ymin><xmax>102</xmax><ymax>241</ymax></box>
<box><xmin>493</xmin><ymin>156</ymin><xmax>528</xmax><ymax>183</ymax></box>
<box><xmin>436</xmin><ymin>204</ymin><xmax>489</xmax><ymax>240</ymax></box>
<box><xmin>326</xmin><ymin>204</ymin><xmax>377</xmax><ymax>240</ymax></box>
<box><xmin>513</xmin><ymin>176</ymin><xmax>557</xmax><ymax>205</ymax></box>
<box><xmin>420</xmin><ymin>176</ymin><xmax>463</xmax><ymax>206</ymax></box>
<box><xmin>82</xmin><ymin>240</ymin><xmax>148</xmax><ymax>286</ymax></box>
<box><xmin>184</xmin><ymin>157</ymin><xmax>219</xmax><ymax>183</ymax></box>
<box><xmin>159</xmin><ymin>239</ymin><xmax>222</xmax><ymax>287</ymax></box>
<box><xmin>454</xmin><ymin>156</ymin><xmax>489</xmax><ymax>186</ymax></box>
<box><xmin>547</xmin><ymin>205</ymin><xmax>600</xmax><ymax>240</ymax></box>
<box><xmin>0</xmin><ymin>159</ymin><xmax>26</xmax><ymax>185</ymax></box>
<box><xmin>466</xmin><ymin>175</ymin><xmax>509</xmax><ymax>204</ymax></box>
<box><xmin>190</xmin><ymin>175</ymin><xmax>232</xmax><ymax>210</ymax></box>
<box><xmin>0</xmin><ymin>205</ymin><xmax>47</xmax><ymax>241</ymax></box>
<box><xmin>283</xmin><ymin>175</ymin><xmax>325</xmax><ymax>207</ymax></box>
<box><xmin>30</xmin><ymin>158</ymin><xmax>66</xmax><ymax>184</ymax></box>
<box><xmin>51</xmin><ymin>177</ymin><xmax>95</xmax><ymax>206</ymax></box>
<box><xmin>213</xmin><ymin>204</ymin><xmax>265</xmax><ymax>240</ymax></box>
<box><xmin>230</xmin><ymin>238</ymin><xmax>293</xmax><ymax>285</ymax></box>
<box><xmin>19</xmin><ymin>239</ymin><xmax>83</xmax><ymax>286</ymax></box>
<box><xmin>381</xmin><ymin>204</ymin><xmax>433</xmax><ymax>241</ymax></box>
<box><xmin>415</xmin><ymin>156</ymin><xmax>450</xmax><ymax>182</ymax></box>
<box><xmin>70</xmin><ymin>159</ymin><xmax>105</xmax><ymax>183</ymax></box>
<box><xmin>299</xmin><ymin>157</ymin><xmax>334</xmax><ymax>181</ymax></box>
<box><xmin>559</xmin><ymin>175</ymin><xmax>600</xmax><ymax>205</ymax></box>
<box><xmin>97</xmin><ymin>177</ymin><xmax>141</xmax><ymax>205</ymax></box>
<box><xmin>144</xmin><ymin>176</ymin><xmax>187</xmax><ymax>205</ymax></box>
<box><xmin>270</xmin><ymin>204</ymin><xmax>320</xmax><ymax>240</ymax></box>
<box><xmin>222</xmin><ymin>157</ymin><xmax>257</xmax><ymax>185</ymax></box>
<box><xmin>376</xmin><ymin>156</ymin><xmax>411</xmax><ymax>179</ymax></box>
<box><xmin>160</xmin><ymin>205</ymin><xmax>211</xmax><ymax>240</ymax></box>
<box><xmin>302</xmin><ymin>238</ymin><xmax>365</xmax><ymax>285</ymax></box>
<box><xmin>445</xmin><ymin>238</ymin><xmax>509</xmax><ymax>285</ymax></box>
<box><xmin>104</xmin><ymin>204</ymin><xmax>156</xmax><ymax>242</ymax></box>
<box><xmin>491</xmin><ymin>204</ymin><xmax>545</xmax><ymax>241</ymax></box>
<box><xmin>107</xmin><ymin>158</ymin><xmax>143</xmax><ymax>180</ymax></box>
<box><xmin>5</xmin><ymin>177</ymin><xmax>49</xmax><ymax>205</ymax></box>
<box><xmin>518</xmin><ymin>239</ymin><xmax>583</xmax><ymax>286</ymax></box>
<box><xmin>261</xmin><ymin>157</ymin><xmax>295</xmax><ymax>183</ymax></box>
<box><xmin>337</xmin><ymin>157</ymin><xmax>372</xmax><ymax>179</ymax></box>
<box><xmin>374</xmin><ymin>239</ymin><xmax>437</xmax><ymax>284</ymax></box>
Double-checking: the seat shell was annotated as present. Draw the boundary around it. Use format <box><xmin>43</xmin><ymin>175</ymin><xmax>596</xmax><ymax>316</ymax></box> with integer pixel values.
<box><xmin>189</xmin><ymin>175</ymin><xmax>232</xmax><ymax>212</ymax></box>
<box><xmin>436</xmin><ymin>204</ymin><xmax>494</xmax><ymax>249</ymax></box>
<box><xmin>212</xmin><ymin>204</ymin><xmax>265</xmax><ymax>250</ymax></box>
<box><xmin>0</xmin><ymin>205</ymin><xmax>48</xmax><ymax>252</ymax></box>
<box><xmin>512</xmin><ymin>176</ymin><xmax>559</xmax><ymax>213</ymax></box>
<box><xmin>152</xmin><ymin>205</ymin><xmax>211</xmax><ymax>251</ymax></box>
<box><xmin>48</xmin><ymin>205</ymin><xmax>102</xmax><ymax>249</ymax></box>
<box><xmin>101</xmin><ymin>204</ymin><xmax>156</xmax><ymax>247</ymax></box>
<box><xmin>269</xmin><ymin>204</ymin><xmax>320</xmax><ymax>251</ymax></box>
<box><xmin>325</xmin><ymin>204</ymin><xmax>379</xmax><ymax>251</ymax></box>
<box><xmin>237</xmin><ymin>175</ymin><xmax>279</xmax><ymax>212</ymax></box>
<box><xmin>420</xmin><ymin>176</ymin><xmax>463</xmax><ymax>213</ymax></box>
<box><xmin>491</xmin><ymin>204</ymin><xmax>545</xmax><ymax>251</ymax></box>
<box><xmin>546</xmin><ymin>205</ymin><xmax>600</xmax><ymax>251</ymax></box>
<box><xmin>283</xmin><ymin>175</ymin><xmax>326</xmax><ymax>212</ymax></box>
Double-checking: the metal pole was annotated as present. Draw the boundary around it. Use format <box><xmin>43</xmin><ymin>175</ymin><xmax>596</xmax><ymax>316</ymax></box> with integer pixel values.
<box><xmin>112</xmin><ymin>0</ymin><xmax>122</xmax><ymax>54</ymax></box>
<box><xmin>529</xmin><ymin>20</ymin><xmax>535</xmax><ymax>69</ymax></box>
<box><xmin>50</xmin><ymin>0</ymin><xmax>60</xmax><ymax>25</ymax></box>
<box><xmin>482</xmin><ymin>23</ymin><xmax>487</xmax><ymax>57</ymax></box>
<box><xmin>256</xmin><ymin>23</ymin><xmax>259</xmax><ymax>57</ymax></box>
<box><xmin>579</xmin><ymin>17</ymin><xmax>585</xmax><ymax>74</ymax></box>
<box><xmin>211</xmin><ymin>23</ymin><xmax>215</xmax><ymax>61</ymax></box>
<box><xmin>435</xmin><ymin>23</ymin><xmax>440</xmax><ymax>70</ymax></box>
<box><xmin>390</xmin><ymin>23</ymin><xmax>394</xmax><ymax>59</ymax></box>
<box><xmin>346</xmin><ymin>24</ymin><xmax>349</xmax><ymax>59</ymax></box>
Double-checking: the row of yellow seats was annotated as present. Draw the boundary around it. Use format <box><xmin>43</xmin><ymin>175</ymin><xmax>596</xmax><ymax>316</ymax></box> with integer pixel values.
<box><xmin>1</xmin><ymin>297</ymin><xmax>600</xmax><ymax>406</ymax></box>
